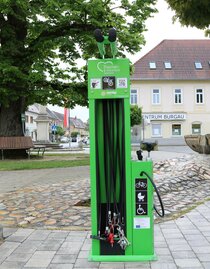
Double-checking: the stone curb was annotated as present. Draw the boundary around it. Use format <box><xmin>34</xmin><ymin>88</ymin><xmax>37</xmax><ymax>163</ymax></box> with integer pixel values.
<box><xmin>0</xmin><ymin>224</ymin><xmax>3</xmax><ymax>240</ymax></box>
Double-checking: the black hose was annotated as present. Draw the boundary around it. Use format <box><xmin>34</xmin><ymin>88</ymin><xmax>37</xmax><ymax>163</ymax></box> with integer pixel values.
<box><xmin>120</xmin><ymin>100</ymin><xmax>126</xmax><ymax>224</ymax></box>
<box><xmin>140</xmin><ymin>171</ymin><xmax>165</xmax><ymax>218</ymax></box>
<box><xmin>103</xmin><ymin>100</ymin><xmax>110</xmax><ymax>225</ymax></box>
<box><xmin>95</xmin><ymin>102</ymin><xmax>101</xmax><ymax>234</ymax></box>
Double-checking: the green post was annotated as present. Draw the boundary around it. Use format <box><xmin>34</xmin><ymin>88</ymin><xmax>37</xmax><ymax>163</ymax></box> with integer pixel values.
<box><xmin>88</xmin><ymin>30</ymin><xmax>159</xmax><ymax>261</ymax></box>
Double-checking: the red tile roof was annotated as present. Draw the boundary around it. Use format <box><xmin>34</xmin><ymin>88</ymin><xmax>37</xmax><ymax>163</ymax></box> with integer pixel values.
<box><xmin>131</xmin><ymin>40</ymin><xmax>210</xmax><ymax>81</ymax></box>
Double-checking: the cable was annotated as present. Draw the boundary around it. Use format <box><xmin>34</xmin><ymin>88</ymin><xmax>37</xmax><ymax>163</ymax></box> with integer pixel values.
<box><xmin>103</xmin><ymin>100</ymin><xmax>110</xmax><ymax>226</ymax></box>
<box><xmin>140</xmin><ymin>171</ymin><xmax>165</xmax><ymax>218</ymax></box>
<box><xmin>120</xmin><ymin>100</ymin><xmax>126</xmax><ymax>225</ymax></box>
<box><xmin>95</xmin><ymin>101</ymin><xmax>102</xmax><ymax>235</ymax></box>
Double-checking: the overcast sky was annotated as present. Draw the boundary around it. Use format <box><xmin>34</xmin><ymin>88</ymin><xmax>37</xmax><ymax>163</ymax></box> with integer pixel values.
<box><xmin>48</xmin><ymin>0</ymin><xmax>208</xmax><ymax>122</ymax></box>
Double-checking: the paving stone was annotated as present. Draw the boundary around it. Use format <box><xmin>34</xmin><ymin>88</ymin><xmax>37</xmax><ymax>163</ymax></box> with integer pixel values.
<box><xmin>24</xmin><ymin>251</ymin><xmax>56</xmax><ymax>267</ymax></box>
<box><xmin>188</xmin><ymin>239</ymin><xmax>210</xmax><ymax>247</ymax></box>
<box><xmin>99</xmin><ymin>262</ymin><xmax>125</xmax><ymax>268</ymax></box>
<box><xmin>171</xmin><ymin>251</ymin><xmax>196</xmax><ymax>259</ymax></box>
<box><xmin>155</xmin><ymin>248</ymin><xmax>171</xmax><ymax>255</ymax></box>
<box><xmin>196</xmin><ymin>253</ymin><xmax>210</xmax><ymax>262</ymax></box>
<box><xmin>191</xmin><ymin>246</ymin><xmax>210</xmax><ymax>254</ymax></box>
<box><xmin>51</xmin><ymin>254</ymin><xmax>77</xmax><ymax>264</ymax></box>
<box><xmin>150</xmin><ymin>263</ymin><xmax>177</xmax><ymax>269</ymax></box>
<box><xmin>27</xmin><ymin>230</ymin><xmax>51</xmax><ymax>241</ymax></box>
<box><xmin>74</xmin><ymin>258</ymin><xmax>99</xmax><ymax>268</ymax></box>
<box><xmin>174</xmin><ymin>258</ymin><xmax>202</xmax><ymax>268</ymax></box>
<box><xmin>6</xmin><ymin>252</ymin><xmax>32</xmax><ymax>262</ymax></box>
<box><xmin>202</xmin><ymin>262</ymin><xmax>210</xmax><ymax>269</ymax></box>
<box><xmin>3</xmin><ymin>228</ymin><xmax>18</xmax><ymax>238</ymax></box>
<box><xmin>48</xmin><ymin>265</ymin><xmax>73</xmax><ymax>269</ymax></box>
<box><xmin>13</xmin><ymin>240</ymin><xmax>42</xmax><ymax>254</ymax></box>
<box><xmin>77</xmin><ymin>250</ymin><xmax>90</xmax><ymax>259</ymax></box>
<box><xmin>37</xmin><ymin>239</ymin><xmax>64</xmax><ymax>251</ymax></box>
<box><xmin>47</xmin><ymin>232</ymin><xmax>70</xmax><ymax>239</ymax></box>
<box><xmin>5</xmin><ymin>235</ymin><xmax>29</xmax><ymax>243</ymax></box>
<box><xmin>0</xmin><ymin>261</ymin><xmax>25</xmax><ymax>269</ymax></box>
<box><xmin>125</xmin><ymin>262</ymin><xmax>150</xmax><ymax>268</ymax></box>
<box><xmin>168</xmin><ymin>244</ymin><xmax>192</xmax><ymax>251</ymax></box>
<box><xmin>155</xmin><ymin>255</ymin><xmax>174</xmax><ymax>263</ymax></box>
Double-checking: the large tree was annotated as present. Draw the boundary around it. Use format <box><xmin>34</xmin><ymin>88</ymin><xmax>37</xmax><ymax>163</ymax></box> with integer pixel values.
<box><xmin>166</xmin><ymin>0</ymin><xmax>210</xmax><ymax>30</ymax></box>
<box><xmin>0</xmin><ymin>0</ymin><xmax>157</xmax><ymax>142</ymax></box>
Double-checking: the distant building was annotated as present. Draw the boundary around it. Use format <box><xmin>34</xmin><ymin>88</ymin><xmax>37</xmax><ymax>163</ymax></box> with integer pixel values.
<box><xmin>25</xmin><ymin>104</ymin><xmax>88</xmax><ymax>141</ymax></box>
<box><xmin>131</xmin><ymin>39</ymin><xmax>210</xmax><ymax>143</ymax></box>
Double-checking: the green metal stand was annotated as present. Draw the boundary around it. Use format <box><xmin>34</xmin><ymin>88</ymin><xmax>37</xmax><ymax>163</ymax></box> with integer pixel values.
<box><xmin>88</xmin><ymin>56</ymin><xmax>156</xmax><ymax>261</ymax></box>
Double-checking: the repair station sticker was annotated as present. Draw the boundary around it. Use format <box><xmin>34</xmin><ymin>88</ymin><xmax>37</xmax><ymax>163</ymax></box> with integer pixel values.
<box><xmin>134</xmin><ymin>217</ymin><xmax>150</xmax><ymax>229</ymax></box>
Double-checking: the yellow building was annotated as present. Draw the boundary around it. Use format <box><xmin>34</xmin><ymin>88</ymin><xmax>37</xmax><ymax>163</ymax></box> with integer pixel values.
<box><xmin>131</xmin><ymin>40</ymin><xmax>210</xmax><ymax>143</ymax></box>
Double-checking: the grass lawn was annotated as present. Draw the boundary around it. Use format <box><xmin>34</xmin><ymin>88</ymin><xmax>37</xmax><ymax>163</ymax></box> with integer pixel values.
<box><xmin>0</xmin><ymin>153</ymin><xmax>90</xmax><ymax>171</ymax></box>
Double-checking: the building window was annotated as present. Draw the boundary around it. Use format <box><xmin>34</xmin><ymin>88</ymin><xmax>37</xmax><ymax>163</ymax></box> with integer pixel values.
<box><xmin>149</xmin><ymin>62</ymin><xmax>156</xmax><ymax>69</ymax></box>
<box><xmin>30</xmin><ymin>116</ymin><xmax>33</xmax><ymax>124</ymax></box>
<box><xmin>152</xmin><ymin>89</ymin><xmax>160</xmax><ymax>104</ymax></box>
<box><xmin>195</xmin><ymin>89</ymin><xmax>204</xmax><ymax>104</ymax></box>
<box><xmin>172</xmin><ymin>124</ymin><xmax>181</xmax><ymax>136</ymax></box>
<box><xmin>174</xmin><ymin>89</ymin><xmax>182</xmax><ymax>104</ymax></box>
<box><xmin>152</xmin><ymin>124</ymin><xmax>161</xmax><ymax>137</ymax></box>
<box><xmin>192</xmin><ymin>124</ymin><xmax>201</xmax><ymax>134</ymax></box>
<box><xmin>195</xmin><ymin>62</ymin><xmax>202</xmax><ymax>69</ymax></box>
<box><xmin>130</xmin><ymin>89</ymin><xmax>137</xmax><ymax>104</ymax></box>
<box><xmin>164</xmin><ymin>62</ymin><xmax>172</xmax><ymax>69</ymax></box>
<box><xmin>25</xmin><ymin>115</ymin><xmax>29</xmax><ymax>123</ymax></box>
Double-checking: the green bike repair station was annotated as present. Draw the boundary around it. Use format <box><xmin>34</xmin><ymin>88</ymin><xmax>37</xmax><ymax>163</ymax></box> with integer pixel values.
<box><xmin>88</xmin><ymin>29</ymin><xmax>164</xmax><ymax>262</ymax></box>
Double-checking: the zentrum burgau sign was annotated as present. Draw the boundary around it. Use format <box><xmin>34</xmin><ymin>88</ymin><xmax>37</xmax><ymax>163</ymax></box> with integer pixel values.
<box><xmin>143</xmin><ymin>113</ymin><xmax>186</xmax><ymax>121</ymax></box>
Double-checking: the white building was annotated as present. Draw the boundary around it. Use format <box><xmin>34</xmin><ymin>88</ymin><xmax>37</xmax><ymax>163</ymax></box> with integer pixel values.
<box><xmin>131</xmin><ymin>40</ymin><xmax>210</xmax><ymax>144</ymax></box>
<box><xmin>25</xmin><ymin>104</ymin><xmax>40</xmax><ymax>140</ymax></box>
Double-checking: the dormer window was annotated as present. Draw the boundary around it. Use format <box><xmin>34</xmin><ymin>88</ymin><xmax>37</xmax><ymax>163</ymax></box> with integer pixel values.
<box><xmin>164</xmin><ymin>62</ymin><xmax>172</xmax><ymax>69</ymax></box>
<box><xmin>195</xmin><ymin>62</ymin><xmax>202</xmax><ymax>69</ymax></box>
<box><xmin>149</xmin><ymin>62</ymin><xmax>156</xmax><ymax>69</ymax></box>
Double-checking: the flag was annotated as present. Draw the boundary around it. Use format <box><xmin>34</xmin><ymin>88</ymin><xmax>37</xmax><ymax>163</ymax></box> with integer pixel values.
<box><xmin>64</xmin><ymin>108</ymin><xmax>69</xmax><ymax>128</ymax></box>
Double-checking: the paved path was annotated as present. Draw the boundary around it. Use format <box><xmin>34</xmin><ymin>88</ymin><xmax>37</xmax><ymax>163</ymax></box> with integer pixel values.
<box><xmin>1</xmin><ymin>152</ymin><xmax>208</xmax><ymax>229</ymax></box>
<box><xmin>0</xmin><ymin>166</ymin><xmax>90</xmax><ymax>194</ymax></box>
<box><xmin>1</xmin><ymin>201</ymin><xmax>210</xmax><ymax>268</ymax></box>
<box><xmin>0</xmin><ymin>150</ymin><xmax>191</xmax><ymax>194</ymax></box>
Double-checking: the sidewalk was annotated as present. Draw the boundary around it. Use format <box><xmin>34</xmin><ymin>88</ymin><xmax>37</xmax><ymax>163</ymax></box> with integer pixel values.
<box><xmin>1</xmin><ymin>201</ymin><xmax>210</xmax><ymax>269</ymax></box>
<box><xmin>1</xmin><ymin>150</ymin><xmax>210</xmax><ymax>268</ymax></box>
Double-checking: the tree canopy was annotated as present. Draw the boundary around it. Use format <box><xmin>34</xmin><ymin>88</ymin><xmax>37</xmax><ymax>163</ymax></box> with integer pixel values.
<box><xmin>130</xmin><ymin>105</ymin><xmax>142</xmax><ymax>127</ymax></box>
<box><xmin>0</xmin><ymin>0</ymin><xmax>157</xmax><ymax>111</ymax></box>
<box><xmin>166</xmin><ymin>0</ymin><xmax>210</xmax><ymax>30</ymax></box>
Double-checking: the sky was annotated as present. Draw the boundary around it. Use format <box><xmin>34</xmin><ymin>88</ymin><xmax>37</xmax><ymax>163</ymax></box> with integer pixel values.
<box><xmin>48</xmin><ymin>0</ymin><xmax>208</xmax><ymax>122</ymax></box>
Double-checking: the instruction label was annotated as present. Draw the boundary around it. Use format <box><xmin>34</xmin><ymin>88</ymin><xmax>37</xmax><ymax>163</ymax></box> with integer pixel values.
<box><xmin>134</xmin><ymin>217</ymin><xmax>150</xmax><ymax>229</ymax></box>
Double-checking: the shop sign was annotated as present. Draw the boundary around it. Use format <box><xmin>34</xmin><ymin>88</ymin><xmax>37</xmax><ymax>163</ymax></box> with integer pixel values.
<box><xmin>143</xmin><ymin>113</ymin><xmax>186</xmax><ymax>121</ymax></box>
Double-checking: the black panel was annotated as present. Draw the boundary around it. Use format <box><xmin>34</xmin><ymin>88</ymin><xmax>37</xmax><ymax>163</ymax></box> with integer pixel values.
<box><xmin>100</xmin><ymin>203</ymin><xmax>125</xmax><ymax>255</ymax></box>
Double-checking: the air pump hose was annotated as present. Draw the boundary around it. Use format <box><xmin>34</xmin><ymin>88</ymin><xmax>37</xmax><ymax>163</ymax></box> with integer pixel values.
<box><xmin>140</xmin><ymin>171</ymin><xmax>165</xmax><ymax>218</ymax></box>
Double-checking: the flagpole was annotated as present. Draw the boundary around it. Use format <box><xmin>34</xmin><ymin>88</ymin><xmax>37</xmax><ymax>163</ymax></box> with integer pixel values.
<box><xmin>68</xmin><ymin>108</ymin><xmax>71</xmax><ymax>149</ymax></box>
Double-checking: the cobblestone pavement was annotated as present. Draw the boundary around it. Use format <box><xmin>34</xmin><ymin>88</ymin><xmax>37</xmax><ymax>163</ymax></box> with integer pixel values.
<box><xmin>0</xmin><ymin>153</ymin><xmax>210</xmax><ymax>229</ymax></box>
<box><xmin>0</xmin><ymin>201</ymin><xmax>210</xmax><ymax>268</ymax></box>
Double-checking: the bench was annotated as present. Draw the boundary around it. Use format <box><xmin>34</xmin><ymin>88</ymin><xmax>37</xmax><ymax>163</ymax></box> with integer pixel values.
<box><xmin>0</xmin><ymin>136</ymin><xmax>46</xmax><ymax>160</ymax></box>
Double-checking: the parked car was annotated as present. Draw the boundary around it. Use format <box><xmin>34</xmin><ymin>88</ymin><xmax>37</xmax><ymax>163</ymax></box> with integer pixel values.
<box><xmin>71</xmin><ymin>137</ymin><xmax>77</xmax><ymax>142</ymax></box>
<box><xmin>82</xmin><ymin>137</ymin><xmax>90</xmax><ymax>145</ymax></box>
<box><xmin>60</xmin><ymin>136</ymin><xmax>70</xmax><ymax>143</ymax></box>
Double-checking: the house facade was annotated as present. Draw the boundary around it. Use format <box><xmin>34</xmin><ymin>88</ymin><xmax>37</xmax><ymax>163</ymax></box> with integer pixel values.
<box><xmin>131</xmin><ymin>40</ymin><xmax>210</xmax><ymax>142</ymax></box>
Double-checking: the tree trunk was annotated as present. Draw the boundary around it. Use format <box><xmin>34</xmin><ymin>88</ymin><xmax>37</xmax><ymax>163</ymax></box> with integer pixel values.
<box><xmin>0</xmin><ymin>98</ymin><xmax>28</xmax><ymax>158</ymax></box>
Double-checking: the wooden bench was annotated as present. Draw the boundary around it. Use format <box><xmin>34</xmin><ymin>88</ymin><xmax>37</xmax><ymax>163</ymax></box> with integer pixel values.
<box><xmin>0</xmin><ymin>136</ymin><xmax>46</xmax><ymax>160</ymax></box>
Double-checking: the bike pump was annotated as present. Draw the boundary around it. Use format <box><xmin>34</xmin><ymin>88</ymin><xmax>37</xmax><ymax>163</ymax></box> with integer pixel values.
<box><xmin>88</xmin><ymin>29</ymin><xmax>164</xmax><ymax>262</ymax></box>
